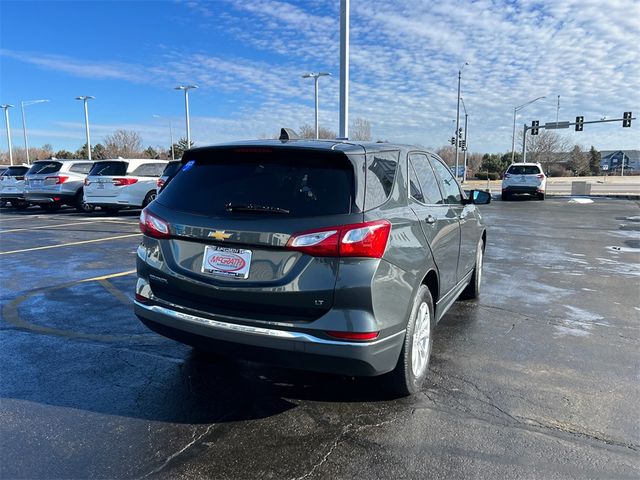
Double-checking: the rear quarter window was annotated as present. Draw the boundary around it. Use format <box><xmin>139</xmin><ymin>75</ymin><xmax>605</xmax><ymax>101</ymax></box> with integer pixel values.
<box><xmin>69</xmin><ymin>163</ymin><xmax>93</xmax><ymax>174</ymax></box>
<box><xmin>28</xmin><ymin>162</ymin><xmax>62</xmax><ymax>175</ymax></box>
<box><xmin>130</xmin><ymin>163</ymin><xmax>166</xmax><ymax>177</ymax></box>
<box><xmin>365</xmin><ymin>150</ymin><xmax>399</xmax><ymax>210</ymax></box>
<box><xmin>89</xmin><ymin>161</ymin><xmax>128</xmax><ymax>176</ymax></box>
<box><xmin>158</xmin><ymin>149</ymin><xmax>355</xmax><ymax>217</ymax></box>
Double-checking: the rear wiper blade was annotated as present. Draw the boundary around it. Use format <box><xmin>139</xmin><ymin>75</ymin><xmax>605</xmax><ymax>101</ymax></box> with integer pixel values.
<box><xmin>225</xmin><ymin>203</ymin><xmax>290</xmax><ymax>214</ymax></box>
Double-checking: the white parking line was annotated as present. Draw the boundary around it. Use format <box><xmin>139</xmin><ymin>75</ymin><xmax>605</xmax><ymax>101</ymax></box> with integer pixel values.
<box><xmin>0</xmin><ymin>219</ymin><xmax>120</xmax><ymax>234</ymax></box>
<box><xmin>0</xmin><ymin>233</ymin><xmax>142</xmax><ymax>255</ymax></box>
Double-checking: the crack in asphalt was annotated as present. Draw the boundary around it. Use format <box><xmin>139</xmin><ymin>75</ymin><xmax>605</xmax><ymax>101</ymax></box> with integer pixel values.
<box><xmin>291</xmin><ymin>414</ymin><xmax>401</xmax><ymax>480</ymax></box>
<box><xmin>426</xmin><ymin>370</ymin><xmax>639</xmax><ymax>453</ymax></box>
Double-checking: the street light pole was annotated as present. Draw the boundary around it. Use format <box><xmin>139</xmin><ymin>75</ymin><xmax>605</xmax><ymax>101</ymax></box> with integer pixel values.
<box><xmin>338</xmin><ymin>0</ymin><xmax>349</xmax><ymax>140</ymax></box>
<box><xmin>1</xmin><ymin>104</ymin><xmax>14</xmax><ymax>165</ymax></box>
<box><xmin>75</xmin><ymin>96</ymin><xmax>95</xmax><ymax>160</ymax></box>
<box><xmin>21</xmin><ymin>99</ymin><xmax>49</xmax><ymax>164</ymax></box>
<box><xmin>153</xmin><ymin>115</ymin><xmax>175</xmax><ymax>161</ymax></box>
<box><xmin>175</xmin><ymin>85</ymin><xmax>198</xmax><ymax>148</ymax></box>
<box><xmin>511</xmin><ymin>96</ymin><xmax>546</xmax><ymax>163</ymax></box>
<box><xmin>302</xmin><ymin>72</ymin><xmax>331</xmax><ymax>139</ymax></box>
<box><xmin>460</xmin><ymin>96</ymin><xmax>469</xmax><ymax>183</ymax></box>
<box><xmin>455</xmin><ymin>62</ymin><xmax>468</xmax><ymax>180</ymax></box>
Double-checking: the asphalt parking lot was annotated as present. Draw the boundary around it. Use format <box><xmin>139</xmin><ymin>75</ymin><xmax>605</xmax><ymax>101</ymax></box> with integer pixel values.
<box><xmin>1</xmin><ymin>198</ymin><xmax>639</xmax><ymax>479</ymax></box>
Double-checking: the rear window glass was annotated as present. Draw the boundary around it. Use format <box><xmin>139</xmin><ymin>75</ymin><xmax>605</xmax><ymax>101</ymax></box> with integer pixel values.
<box><xmin>130</xmin><ymin>163</ymin><xmax>166</xmax><ymax>177</ymax></box>
<box><xmin>89</xmin><ymin>161</ymin><xmax>128</xmax><ymax>176</ymax></box>
<box><xmin>158</xmin><ymin>149</ymin><xmax>354</xmax><ymax>217</ymax></box>
<box><xmin>5</xmin><ymin>166</ymin><xmax>29</xmax><ymax>176</ymax></box>
<box><xmin>69</xmin><ymin>163</ymin><xmax>93</xmax><ymax>174</ymax></box>
<box><xmin>507</xmin><ymin>165</ymin><xmax>541</xmax><ymax>175</ymax></box>
<box><xmin>365</xmin><ymin>151</ymin><xmax>399</xmax><ymax>210</ymax></box>
<box><xmin>162</xmin><ymin>161</ymin><xmax>182</xmax><ymax>177</ymax></box>
<box><xmin>28</xmin><ymin>161</ymin><xmax>62</xmax><ymax>175</ymax></box>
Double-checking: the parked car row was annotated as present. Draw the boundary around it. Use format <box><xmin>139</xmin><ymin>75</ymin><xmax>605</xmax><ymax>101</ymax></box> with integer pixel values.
<box><xmin>0</xmin><ymin>158</ymin><xmax>177</xmax><ymax>213</ymax></box>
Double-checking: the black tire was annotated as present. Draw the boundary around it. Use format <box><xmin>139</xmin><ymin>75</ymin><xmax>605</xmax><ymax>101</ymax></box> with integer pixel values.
<box><xmin>538</xmin><ymin>192</ymin><xmax>545</xmax><ymax>201</ymax></box>
<box><xmin>40</xmin><ymin>203</ymin><xmax>61</xmax><ymax>212</ymax></box>
<box><xmin>75</xmin><ymin>190</ymin><xmax>95</xmax><ymax>213</ymax></box>
<box><xmin>142</xmin><ymin>190</ymin><xmax>157</xmax><ymax>208</ymax></box>
<box><xmin>387</xmin><ymin>285</ymin><xmax>434</xmax><ymax>396</ymax></box>
<box><xmin>461</xmin><ymin>239</ymin><xmax>484</xmax><ymax>300</ymax></box>
<box><xmin>11</xmin><ymin>200</ymin><xmax>29</xmax><ymax>210</ymax></box>
<box><xmin>103</xmin><ymin>207</ymin><xmax>121</xmax><ymax>215</ymax></box>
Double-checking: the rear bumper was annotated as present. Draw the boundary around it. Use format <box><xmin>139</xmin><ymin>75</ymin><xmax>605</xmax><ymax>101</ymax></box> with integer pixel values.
<box><xmin>0</xmin><ymin>192</ymin><xmax>25</xmax><ymax>200</ymax></box>
<box><xmin>134</xmin><ymin>300</ymin><xmax>405</xmax><ymax>377</ymax></box>
<box><xmin>25</xmin><ymin>192</ymin><xmax>76</xmax><ymax>204</ymax></box>
<box><xmin>84</xmin><ymin>194</ymin><xmax>141</xmax><ymax>208</ymax></box>
<box><xmin>502</xmin><ymin>185</ymin><xmax>543</xmax><ymax>194</ymax></box>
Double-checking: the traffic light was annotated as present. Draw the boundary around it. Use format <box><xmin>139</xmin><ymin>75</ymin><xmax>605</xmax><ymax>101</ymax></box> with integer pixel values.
<box><xmin>450</xmin><ymin>136</ymin><xmax>456</xmax><ymax>145</ymax></box>
<box><xmin>623</xmin><ymin>112</ymin><xmax>632</xmax><ymax>127</ymax></box>
<box><xmin>460</xmin><ymin>139</ymin><xmax>466</xmax><ymax>150</ymax></box>
<box><xmin>575</xmin><ymin>116</ymin><xmax>584</xmax><ymax>131</ymax></box>
<box><xmin>531</xmin><ymin>120</ymin><xmax>539</xmax><ymax>135</ymax></box>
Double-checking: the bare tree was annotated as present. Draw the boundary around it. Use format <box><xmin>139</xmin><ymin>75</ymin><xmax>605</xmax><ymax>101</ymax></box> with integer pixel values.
<box><xmin>297</xmin><ymin>124</ymin><xmax>337</xmax><ymax>140</ymax></box>
<box><xmin>104</xmin><ymin>130</ymin><xmax>143</xmax><ymax>158</ymax></box>
<box><xmin>350</xmin><ymin>117</ymin><xmax>372</xmax><ymax>141</ymax></box>
<box><xmin>523</xmin><ymin>130</ymin><xmax>571</xmax><ymax>173</ymax></box>
<box><xmin>435</xmin><ymin>145</ymin><xmax>455</xmax><ymax>166</ymax></box>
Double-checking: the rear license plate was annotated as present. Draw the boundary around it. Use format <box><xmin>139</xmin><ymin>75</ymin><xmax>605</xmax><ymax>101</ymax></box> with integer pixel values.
<box><xmin>5</xmin><ymin>187</ymin><xmax>16</xmax><ymax>192</ymax></box>
<box><xmin>32</xmin><ymin>180</ymin><xmax>43</xmax><ymax>187</ymax></box>
<box><xmin>201</xmin><ymin>245</ymin><xmax>252</xmax><ymax>279</ymax></box>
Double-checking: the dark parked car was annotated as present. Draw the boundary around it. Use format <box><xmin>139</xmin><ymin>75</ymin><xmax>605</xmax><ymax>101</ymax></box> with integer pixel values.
<box><xmin>134</xmin><ymin>136</ymin><xmax>489</xmax><ymax>395</ymax></box>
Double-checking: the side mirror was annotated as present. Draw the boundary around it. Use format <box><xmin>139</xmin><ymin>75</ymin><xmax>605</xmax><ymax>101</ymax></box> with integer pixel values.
<box><xmin>464</xmin><ymin>190</ymin><xmax>491</xmax><ymax>205</ymax></box>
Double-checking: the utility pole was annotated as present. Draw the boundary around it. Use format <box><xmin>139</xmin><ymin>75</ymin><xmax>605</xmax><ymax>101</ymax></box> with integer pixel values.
<box><xmin>338</xmin><ymin>0</ymin><xmax>349</xmax><ymax>139</ymax></box>
<box><xmin>21</xmin><ymin>99</ymin><xmax>49</xmax><ymax>164</ymax></box>
<box><xmin>302</xmin><ymin>72</ymin><xmax>331</xmax><ymax>139</ymax></box>
<box><xmin>454</xmin><ymin>62</ymin><xmax>468</xmax><ymax>179</ymax></box>
<box><xmin>1</xmin><ymin>104</ymin><xmax>14</xmax><ymax>165</ymax></box>
<box><xmin>175</xmin><ymin>85</ymin><xmax>198</xmax><ymax>148</ymax></box>
<box><xmin>463</xmin><ymin>112</ymin><xmax>468</xmax><ymax>183</ymax></box>
<box><xmin>75</xmin><ymin>96</ymin><xmax>94</xmax><ymax>160</ymax></box>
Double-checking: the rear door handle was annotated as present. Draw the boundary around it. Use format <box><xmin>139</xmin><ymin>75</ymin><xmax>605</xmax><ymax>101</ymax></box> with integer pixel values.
<box><xmin>425</xmin><ymin>215</ymin><xmax>436</xmax><ymax>224</ymax></box>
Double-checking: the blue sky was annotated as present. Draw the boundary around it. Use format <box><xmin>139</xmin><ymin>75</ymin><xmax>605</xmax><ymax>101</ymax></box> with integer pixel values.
<box><xmin>1</xmin><ymin>0</ymin><xmax>638</xmax><ymax>154</ymax></box>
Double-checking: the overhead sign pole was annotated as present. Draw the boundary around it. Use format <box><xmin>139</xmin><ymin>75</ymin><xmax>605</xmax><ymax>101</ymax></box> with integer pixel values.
<box><xmin>338</xmin><ymin>0</ymin><xmax>349</xmax><ymax>140</ymax></box>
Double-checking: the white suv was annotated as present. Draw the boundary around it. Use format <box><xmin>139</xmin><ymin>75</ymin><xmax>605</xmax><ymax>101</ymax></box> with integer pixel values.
<box><xmin>84</xmin><ymin>158</ymin><xmax>168</xmax><ymax>213</ymax></box>
<box><xmin>501</xmin><ymin>163</ymin><xmax>547</xmax><ymax>201</ymax></box>
<box><xmin>0</xmin><ymin>165</ymin><xmax>30</xmax><ymax>209</ymax></box>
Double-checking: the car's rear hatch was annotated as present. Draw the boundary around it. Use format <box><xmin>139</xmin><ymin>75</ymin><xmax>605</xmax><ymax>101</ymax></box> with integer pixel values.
<box><xmin>84</xmin><ymin>160</ymin><xmax>130</xmax><ymax>198</ymax></box>
<box><xmin>0</xmin><ymin>166</ymin><xmax>29</xmax><ymax>193</ymax></box>
<box><xmin>504</xmin><ymin>165</ymin><xmax>544</xmax><ymax>187</ymax></box>
<box><xmin>25</xmin><ymin>161</ymin><xmax>64</xmax><ymax>192</ymax></box>
<box><xmin>145</xmin><ymin>146</ymin><xmax>365</xmax><ymax>322</ymax></box>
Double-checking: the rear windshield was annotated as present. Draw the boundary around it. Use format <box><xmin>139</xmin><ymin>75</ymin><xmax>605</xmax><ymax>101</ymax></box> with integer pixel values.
<box><xmin>88</xmin><ymin>161</ymin><xmax>128</xmax><ymax>176</ymax></box>
<box><xmin>162</xmin><ymin>161</ymin><xmax>182</xmax><ymax>178</ymax></box>
<box><xmin>28</xmin><ymin>161</ymin><xmax>62</xmax><ymax>175</ymax></box>
<box><xmin>4</xmin><ymin>166</ymin><xmax>29</xmax><ymax>176</ymax></box>
<box><xmin>507</xmin><ymin>165</ymin><xmax>541</xmax><ymax>175</ymax></box>
<box><xmin>158</xmin><ymin>149</ymin><xmax>355</xmax><ymax>217</ymax></box>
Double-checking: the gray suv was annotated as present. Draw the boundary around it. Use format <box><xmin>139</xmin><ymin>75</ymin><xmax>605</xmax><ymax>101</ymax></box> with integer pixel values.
<box><xmin>25</xmin><ymin>159</ymin><xmax>94</xmax><ymax>212</ymax></box>
<box><xmin>134</xmin><ymin>138</ymin><xmax>489</xmax><ymax>395</ymax></box>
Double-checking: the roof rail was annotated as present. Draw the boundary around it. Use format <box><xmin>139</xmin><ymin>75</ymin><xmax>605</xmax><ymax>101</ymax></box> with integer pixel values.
<box><xmin>279</xmin><ymin>128</ymin><xmax>299</xmax><ymax>141</ymax></box>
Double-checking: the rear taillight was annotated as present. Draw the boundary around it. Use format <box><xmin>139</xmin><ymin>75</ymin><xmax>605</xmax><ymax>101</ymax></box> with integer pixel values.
<box><xmin>326</xmin><ymin>331</ymin><xmax>380</xmax><ymax>341</ymax></box>
<box><xmin>15</xmin><ymin>176</ymin><xmax>24</xmax><ymax>181</ymax></box>
<box><xmin>287</xmin><ymin>220</ymin><xmax>391</xmax><ymax>258</ymax></box>
<box><xmin>113</xmin><ymin>177</ymin><xmax>138</xmax><ymax>186</ymax></box>
<box><xmin>537</xmin><ymin>173</ymin><xmax>545</xmax><ymax>179</ymax></box>
<box><xmin>503</xmin><ymin>173</ymin><xmax>510</xmax><ymax>179</ymax></box>
<box><xmin>84</xmin><ymin>178</ymin><xmax>90</xmax><ymax>186</ymax></box>
<box><xmin>139</xmin><ymin>208</ymin><xmax>171</xmax><ymax>239</ymax></box>
<box><xmin>45</xmin><ymin>176</ymin><xmax>69</xmax><ymax>185</ymax></box>
<box><xmin>157</xmin><ymin>178</ymin><xmax>165</xmax><ymax>188</ymax></box>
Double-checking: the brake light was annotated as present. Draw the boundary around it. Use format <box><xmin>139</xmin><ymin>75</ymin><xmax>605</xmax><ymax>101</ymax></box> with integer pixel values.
<box><xmin>537</xmin><ymin>173</ymin><xmax>545</xmax><ymax>179</ymax></box>
<box><xmin>113</xmin><ymin>177</ymin><xmax>138</xmax><ymax>186</ymax></box>
<box><xmin>326</xmin><ymin>331</ymin><xmax>380</xmax><ymax>341</ymax></box>
<box><xmin>139</xmin><ymin>208</ymin><xmax>171</xmax><ymax>239</ymax></box>
<box><xmin>287</xmin><ymin>220</ymin><xmax>391</xmax><ymax>258</ymax></box>
<box><xmin>45</xmin><ymin>176</ymin><xmax>69</xmax><ymax>185</ymax></box>
<box><xmin>157</xmin><ymin>178</ymin><xmax>165</xmax><ymax>188</ymax></box>
<box><xmin>84</xmin><ymin>178</ymin><xmax>90</xmax><ymax>186</ymax></box>
<box><xmin>503</xmin><ymin>173</ymin><xmax>510</xmax><ymax>179</ymax></box>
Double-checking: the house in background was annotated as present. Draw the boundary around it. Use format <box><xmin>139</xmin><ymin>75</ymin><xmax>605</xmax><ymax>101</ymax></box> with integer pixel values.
<box><xmin>600</xmin><ymin>150</ymin><xmax>640</xmax><ymax>172</ymax></box>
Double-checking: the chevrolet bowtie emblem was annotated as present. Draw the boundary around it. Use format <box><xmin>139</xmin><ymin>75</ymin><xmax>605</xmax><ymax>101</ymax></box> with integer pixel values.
<box><xmin>208</xmin><ymin>230</ymin><xmax>232</xmax><ymax>240</ymax></box>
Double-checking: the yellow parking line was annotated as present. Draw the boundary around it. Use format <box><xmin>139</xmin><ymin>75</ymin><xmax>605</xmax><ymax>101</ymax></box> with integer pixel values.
<box><xmin>83</xmin><ymin>269</ymin><xmax>137</xmax><ymax>283</ymax></box>
<box><xmin>1</xmin><ymin>219</ymin><xmax>113</xmax><ymax>234</ymax></box>
<box><xmin>0</xmin><ymin>233</ymin><xmax>141</xmax><ymax>255</ymax></box>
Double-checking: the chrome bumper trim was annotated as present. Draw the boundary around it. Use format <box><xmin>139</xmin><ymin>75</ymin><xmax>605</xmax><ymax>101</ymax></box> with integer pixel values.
<box><xmin>135</xmin><ymin>301</ymin><xmax>405</xmax><ymax>347</ymax></box>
